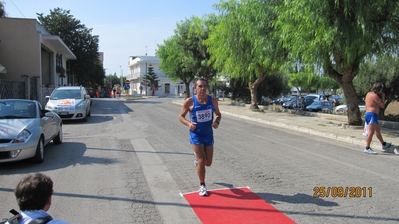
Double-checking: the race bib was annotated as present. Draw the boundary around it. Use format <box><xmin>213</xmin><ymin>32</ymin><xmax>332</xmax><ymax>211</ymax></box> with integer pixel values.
<box><xmin>196</xmin><ymin>109</ymin><xmax>212</xmax><ymax>123</ymax></box>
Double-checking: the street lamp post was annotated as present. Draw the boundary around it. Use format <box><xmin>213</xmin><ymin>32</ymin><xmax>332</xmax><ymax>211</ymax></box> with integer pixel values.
<box><xmin>119</xmin><ymin>66</ymin><xmax>123</xmax><ymax>95</ymax></box>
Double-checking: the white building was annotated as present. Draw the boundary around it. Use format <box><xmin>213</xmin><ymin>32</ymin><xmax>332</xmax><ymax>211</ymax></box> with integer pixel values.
<box><xmin>126</xmin><ymin>56</ymin><xmax>185</xmax><ymax>97</ymax></box>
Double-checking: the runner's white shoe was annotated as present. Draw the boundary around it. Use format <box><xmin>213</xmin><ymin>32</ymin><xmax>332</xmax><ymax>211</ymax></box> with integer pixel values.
<box><xmin>364</xmin><ymin>148</ymin><xmax>377</xmax><ymax>155</ymax></box>
<box><xmin>199</xmin><ymin>185</ymin><xmax>208</xmax><ymax>196</ymax></box>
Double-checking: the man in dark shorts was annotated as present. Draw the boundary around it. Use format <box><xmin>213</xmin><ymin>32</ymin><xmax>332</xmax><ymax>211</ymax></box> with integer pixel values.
<box><xmin>178</xmin><ymin>78</ymin><xmax>222</xmax><ymax>196</ymax></box>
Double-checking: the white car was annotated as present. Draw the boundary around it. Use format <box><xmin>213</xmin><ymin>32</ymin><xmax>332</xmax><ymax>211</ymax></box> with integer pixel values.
<box><xmin>45</xmin><ymin>86</ymin><xmax>92</xmax><ymax>122</ymax></box>
<box><xmin>0</xmin><ymin>99</ymin><xmax>62</xmax><ymax>163</ymax></box>
<box><xmin>334</xmin><ymin>104</ymin><xmax>365</xmax><ymax>114</ymax></box>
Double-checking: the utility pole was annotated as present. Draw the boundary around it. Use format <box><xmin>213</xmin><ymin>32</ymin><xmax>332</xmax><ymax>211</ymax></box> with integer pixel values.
<box><xmin>119</xmin><ymin>65</ymin><xmax>123</xmax><ymax>87</ymax></box>
<box><xmin>145</xmin><ymin>62</ymin><xmax>148</xmax><ymax>96</ymax></box>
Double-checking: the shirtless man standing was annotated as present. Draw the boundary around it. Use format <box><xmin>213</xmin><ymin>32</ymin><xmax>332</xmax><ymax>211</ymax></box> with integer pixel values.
<box><xmin>364</xmin><ymin>82</ymin><xmax>391</xmax><ymax>154</ymax></box>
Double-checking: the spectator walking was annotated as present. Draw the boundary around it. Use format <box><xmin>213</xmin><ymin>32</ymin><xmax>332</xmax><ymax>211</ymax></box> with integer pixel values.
<box><xmin>112</xmin><ymin>87</ymin><xmax>116</xmax><ymax>98</ymax></box>
<box><xmin>364</xmin><ymin>82</ymin><xmax>391</xmax><ymax>154</ymax></box>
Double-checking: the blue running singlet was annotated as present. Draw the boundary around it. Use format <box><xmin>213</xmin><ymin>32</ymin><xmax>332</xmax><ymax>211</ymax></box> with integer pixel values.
<box><xmin>189</xmin><ymin>95</ymin><xmax>215</xmax><ymax>146</ymax></box>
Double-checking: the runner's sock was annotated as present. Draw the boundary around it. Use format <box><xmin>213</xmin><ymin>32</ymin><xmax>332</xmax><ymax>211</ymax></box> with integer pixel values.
<box><xmin>200</xmin><ymin>182</ymin><xmax>205</xmax><ymax>186</ymax></box>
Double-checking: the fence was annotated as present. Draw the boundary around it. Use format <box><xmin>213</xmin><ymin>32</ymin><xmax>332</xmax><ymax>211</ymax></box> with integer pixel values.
<box><xmin>0</xmin><ymin>76</ymin><xmax>40</xmax><ymax>102</ymax></box>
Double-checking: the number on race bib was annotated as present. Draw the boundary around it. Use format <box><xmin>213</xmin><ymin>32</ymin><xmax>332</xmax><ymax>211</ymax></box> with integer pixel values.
<box><xmin>196</xmin><ymin>109</ymin><xmax>212</xmax><ymax>122</ymax></box>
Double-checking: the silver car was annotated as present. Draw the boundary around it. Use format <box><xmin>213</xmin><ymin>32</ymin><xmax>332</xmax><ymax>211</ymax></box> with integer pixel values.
<box><xmin>334</xmin><ymin>104</ymin><xmax>366</xmax><ymax>115</ymax></box>
<box><xmin>0</xmin><ymin>99</ymin><xmax>63</xmax><ymax>163</ymax></box>
<box><xmin>45</xmin><ymin>86</ymin><xmax>92</xmax><ymax>121</ymax></box>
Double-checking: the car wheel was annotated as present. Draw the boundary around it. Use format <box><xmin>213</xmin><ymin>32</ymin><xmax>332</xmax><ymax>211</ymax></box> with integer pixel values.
<box><xmin>335</xmin><ymin>108</ymin><xmax>345</xmax><ymax>115</ymax></box>
<box><xmin>53</xmin><ymin>125</ymin><xmax>63</xmax><ymax>144</ymax></box>
<box><xmin>31</xmin><ymin>138</ymin><xmax>44</xmax><ymax>163</ymax></box>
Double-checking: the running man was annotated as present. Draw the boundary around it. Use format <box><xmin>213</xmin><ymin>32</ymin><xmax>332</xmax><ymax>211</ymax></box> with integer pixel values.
<box><xmin>364</xmin><ymin>82</ymin><xmax>391</xmax><ymax>154</ymax></box>
<box><xmin>178</xmin><ymin>78</ymin><xmax>222</xmax><ymax>196</ymax></box>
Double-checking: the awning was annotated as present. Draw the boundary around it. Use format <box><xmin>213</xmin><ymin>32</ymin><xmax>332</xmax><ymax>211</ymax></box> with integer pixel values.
<box><xmin>0</xmin><ymin>63</ymin><xmax>6</xmax><ymax>74</ymax></box>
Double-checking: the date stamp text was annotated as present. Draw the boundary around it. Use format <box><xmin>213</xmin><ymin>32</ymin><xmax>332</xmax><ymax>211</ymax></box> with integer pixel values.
<box><xmin>313</xmin><ymin>186</ymin><xmax>373</xmax><ymax>198</ymax></box>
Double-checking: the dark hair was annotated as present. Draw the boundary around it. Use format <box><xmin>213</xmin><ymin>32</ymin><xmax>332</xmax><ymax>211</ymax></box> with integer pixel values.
<box><xmin>371</xmin><ymin>82</ymin><xmax>384</xmax><ymax>93</ymax></box>
<box><xmin>14</xmin><ymin>173</ymin><xmax>53</xmax><ymax>211</ymax></box>
<box><xmin>195</xmin><ymin>78</ymin><xmax>209</xmax><ymax>87</ymax></box>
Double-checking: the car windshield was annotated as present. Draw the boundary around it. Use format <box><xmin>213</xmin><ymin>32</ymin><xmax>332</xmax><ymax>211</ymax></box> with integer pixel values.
<box><xmin>0</xmin><ymin>100</ymin><xmax>36</xmax><ymax>119</ymax></box>
<box><xmin>51</xmin><ymin>90</ymin><xmax>82</xmax><ymax>100</ymax></box>
<box><xmin>310</xmin><ymin>101</ymin><xmax>322</xmax><ymax>105</ymax></box>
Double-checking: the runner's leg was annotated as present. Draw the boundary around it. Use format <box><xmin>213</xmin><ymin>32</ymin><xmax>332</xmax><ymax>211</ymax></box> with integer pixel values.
<box><xmin>192</xmin><ymin>144</ymin><xmax>206</xmax><ymax>183</ymax></box>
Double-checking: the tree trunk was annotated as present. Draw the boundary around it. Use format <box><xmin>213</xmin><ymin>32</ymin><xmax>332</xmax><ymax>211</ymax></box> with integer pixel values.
<box><xmin>248</xmin><ymin>82</ymin><xmax>259</xmax><ymax>110</ymax></box>
<box><xmin>341</xmin><ymin>80</ymin><xmax>362</xmax><ymax>125</ymax></box>
<box><xmin>185</xmin><ymin>82</ymin><xmax>190</xmax><ymax>99</ymax></box>
<box><xmin>248</xmin><ymin>66</ymin><xmax>267</xmax><ymax>110</ymax></box>
<box><xmin>328</xmin><ymin>58</ymin><xmax>362</xmax><ymax>126</ymax></box>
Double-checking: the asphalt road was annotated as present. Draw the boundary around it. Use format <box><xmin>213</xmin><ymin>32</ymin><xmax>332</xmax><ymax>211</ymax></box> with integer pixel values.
<box><xmin>1</xmin><ymin>97</ymin><xmax>398</xmax><ymax>224</ymax></box>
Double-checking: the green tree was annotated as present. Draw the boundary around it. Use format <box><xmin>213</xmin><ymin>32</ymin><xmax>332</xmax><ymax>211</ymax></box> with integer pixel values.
<box><xmin>275</xmin><ymin>0</ymin><xmax>399</xmax><ymax>125</ymax></box>
<box><xmin>0</xmin><ymin>1</ymin><xmax>6</xmax><ymax>17</ymax></box>
<box><xmin>37</xmin><ymin>8</ymin><xmax>104</xmax><ymax>87</ymax></box>
<box><xmin>104</xmin><ymin>73</ymin><xmax>119</xmax><ymax>89</ymax></box>
<box><xmin>205</xmin><ymin>0</ymin><xmax>287</xmax><ymax>109</ymax></box>
<box><xmin>355</xmin><ymin>55</ymin><xmax>399</xmax><ymax>104</ymax></box>
<box><xmin>157</xmin><ymin>15</ymin><xmax>217</xmax><ymax>98</ymax></box>
<box><xmin>288</xmin><ymin>72</ymin><xmax>319</xmax><ymax>96</ymax></box>
<box><xmin>317</xmin><ymin>76</ymin><xmax>340</xmax><ymax>96</ymax></box>
<box><xmin>157</xmin><ymin>35</ymin><xmax>194</xmax><ymax>98</ymax></box>
<box><xmin>143</xmin><ymin>64</ymin><xmax>159</xmax><ymax>89</ymax></box>
<box><xmin>258</xmin><ymin>73</ymin><xmax>290</xmax><ymax>99</ymax></box>
<box><xmin>188</xmin><ymin>15</ymin><xmax>219</xmax><ymax>82</ymax></box>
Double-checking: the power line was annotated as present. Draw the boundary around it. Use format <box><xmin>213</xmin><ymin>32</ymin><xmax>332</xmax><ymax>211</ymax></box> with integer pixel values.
<box><xmin>7</xmin><ymin>0</ymin><xmax>26</xmax><ymax>18</ymax></box>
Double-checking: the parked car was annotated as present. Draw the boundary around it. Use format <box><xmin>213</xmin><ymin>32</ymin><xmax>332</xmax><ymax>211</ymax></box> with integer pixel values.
<box><xmin>271</xmin><ymin>97</ymin><xmax>291</xmax><ymax>105</ymax></box>
<box><xmin>282</xmin><ymin>97</ymin><xmax>297</xmax><ymax>109</ymax></box>
<box><xmin>306</xmin><ymin>101</ymin><xmax>334</xmax><ymax>112</ymax></box>
<box><xmin>304</xmin><ymin>94</ymin><xmax>321</xmax><ymax>102</ymax></box>
<box><xmin>284</xmin><ymin>97</ymin><xmax>314</xmax><ymax>109</ymax></box>
<box><xmin>0</xmin><ymin>99</ymin><xmax>62</xmax><ymax>163</ymax></box>
<box><xmin>334</xmin><ymin>104</ymin><xmax>366</xmax><ymax>114</ymax></box>
<box><xmin>45</xmin><ymin>86</ymin><xmax>92</xmax><ymax>122</ymax></box>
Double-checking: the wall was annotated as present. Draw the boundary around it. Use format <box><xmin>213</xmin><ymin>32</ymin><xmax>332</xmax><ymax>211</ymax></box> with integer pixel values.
<box><xmin>0</xmin><ymin>18</ymin><xmax>41</xmax><ymax>81</ymax></box>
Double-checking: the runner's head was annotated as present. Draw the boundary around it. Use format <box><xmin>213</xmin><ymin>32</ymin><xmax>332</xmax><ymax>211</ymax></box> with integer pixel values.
<box><xmin>371</xmin><ymin>82</ymin><xmax>384</xmax><ymax>94</ymax></box>
<box><xmin>195</xmin><ymin>78</ymin><xmax>209</xmax><ymax>95</ymax></box>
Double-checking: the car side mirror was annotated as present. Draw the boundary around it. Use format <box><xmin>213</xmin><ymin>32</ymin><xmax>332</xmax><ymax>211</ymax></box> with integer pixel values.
<box><xmin>44</xmin><ymin>112</ymin><xmax>54</xmax><ymax>118</ymax></box>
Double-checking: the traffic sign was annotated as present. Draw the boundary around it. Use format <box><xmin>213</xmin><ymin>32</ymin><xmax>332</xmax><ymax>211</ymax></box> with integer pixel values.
<box><xmin>125</xmin><ymin>80</ymin><xmax>130</xmax><ymax>84</ymax></box>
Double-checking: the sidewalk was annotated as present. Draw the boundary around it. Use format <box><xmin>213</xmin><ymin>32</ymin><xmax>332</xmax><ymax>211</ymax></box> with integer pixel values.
<box><xmin>173</xmin><ymin>98</ymin><xmax>399</xmax><ymax>155</ymax></box>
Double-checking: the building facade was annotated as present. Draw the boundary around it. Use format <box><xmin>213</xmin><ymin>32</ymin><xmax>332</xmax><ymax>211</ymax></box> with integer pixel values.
<box><xmin>0</xmin><ymin>17</ymin><xmax>76</xmax><ymax>103</ymax></box>
<box><xmin>126</xmin><ymin>56</ymin><xmax>185</xmax><ymax>97</ymax></box>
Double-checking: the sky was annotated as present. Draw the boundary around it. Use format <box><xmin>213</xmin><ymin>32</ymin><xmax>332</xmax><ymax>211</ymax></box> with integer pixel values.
<box><xmin>2</xmin><ymin>0</ymin><xmax>220</xmax><ymax>77</ymax></box>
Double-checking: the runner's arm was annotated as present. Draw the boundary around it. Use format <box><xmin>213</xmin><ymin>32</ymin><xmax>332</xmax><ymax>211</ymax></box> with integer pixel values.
<box><xmin>179</xmin><ymin>98</ymin><xmax>196</xmax><ymax>130</ymax></box>
<box><xmin>212</xmin><ymin>97</ymin><xmax>222</xmax><ymax>128</ymax></box>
